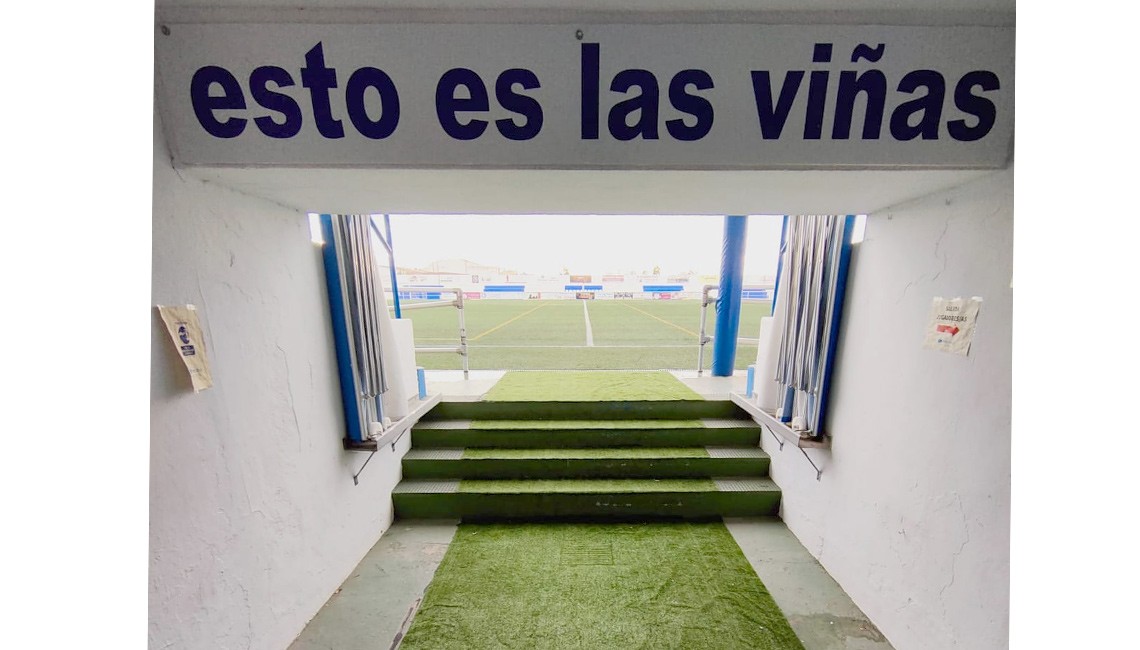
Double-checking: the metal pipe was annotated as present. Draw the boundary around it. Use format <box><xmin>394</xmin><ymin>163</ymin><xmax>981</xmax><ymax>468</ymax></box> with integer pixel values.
<box><xmin>337</xmin><ymin>219</ymin><xmax>370</xmax><ymax>402</ymax></box>
<box><xmin>383</xmin><ymin>215</ymin><xmax>403</xmax><ymax>319</ymax></box>
<box><xmin>455</xmin><ymin>289</ymin><xmax>469</xmax><ymax>380</ymax></box>
<box><xmin>338</xmin><ymin>218</ymin><xmax>367</xmax><ymax>396</ymax></box>
<box><xmin>768</xmin><ymin>214</ymin><xmax>854</xmax><ymax>436</ymax></box>
<box><xmin>358</xmin><ymin>215</ymin><xmax>386</xmax><ymax>395</ymax></box>
<box><xmin>697</xmin><ymin>284</ymin><xmax>715</xmax><ymax>375</ymax></box>
<box><xmin>360</xmin><ymin>213</ymin><xmax>393</xmax><ymax>429</ymax></box>
<box><xmin>398</xmin><ymin>299</ymin><xmax>460</xmax><ymax>311</ymax></box>
<box><xmin>343</xmin><ymin>214</ymin><xmax>387</xmax><ymax>437</ymax></box>
<box><xmin>398</xmin><ymin>288</ymin><xmax>468</xmax><ymax>377</ymax></box>
<box><xmin>321</xmin><ymin>214</ymin><xmax>407</xmax><ymax>440</ymax></box>
<box><xmin>349</xmin><ymin>217</ymin><xmax>373</xmax><ymax>395</ymax></box>
<box><xmin>775</xmin><ymin>217</ymin><xmax>801</xmax><ymax>423</ymax></box>
<box><xmin>348</xmin><ymin>217</ymin><xmax>378</xmax><ymax>397</ymax></box>
<box><xmin>367</xmin><ymin>215</ymin><xmax>391</xmax><ymax>255</ymax></box>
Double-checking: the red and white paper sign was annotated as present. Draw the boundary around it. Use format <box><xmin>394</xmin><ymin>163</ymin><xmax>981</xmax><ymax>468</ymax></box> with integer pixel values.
<box><xmin>923</xmin><ymin>297</ymin><xmax>982</xmax><ymax>356</ymax></box>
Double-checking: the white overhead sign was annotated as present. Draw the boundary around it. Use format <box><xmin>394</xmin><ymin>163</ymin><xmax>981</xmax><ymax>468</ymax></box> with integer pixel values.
<box><xmin>155</xmin><ymin>23</ymin><xmax>1014</xmax><ymax>170</ymax></box>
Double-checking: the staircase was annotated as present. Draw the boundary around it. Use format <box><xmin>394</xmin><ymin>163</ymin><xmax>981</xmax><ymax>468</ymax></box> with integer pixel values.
<box><xmin>392</xmin><ymin>399</ymin><xmax>780</xmax><ymax>520</ymax></box>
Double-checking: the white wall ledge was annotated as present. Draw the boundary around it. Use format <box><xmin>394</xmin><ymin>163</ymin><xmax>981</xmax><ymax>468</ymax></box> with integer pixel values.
<box><xmin>729</xmin><ymin>392</ymin><xmax>831</xmax><ymax>450</ymax></box>
<box><xmin>344</xmin><ymin>393</ymin><xmax>442</xmax><ymax>451</ymax></box>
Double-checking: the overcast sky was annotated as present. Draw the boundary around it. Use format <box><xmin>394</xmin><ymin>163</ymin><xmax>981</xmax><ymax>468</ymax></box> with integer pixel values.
<box><xmin>381</xmin><ymin>214</ymin><xmax>785</xmax><ymax>278</ymax></box>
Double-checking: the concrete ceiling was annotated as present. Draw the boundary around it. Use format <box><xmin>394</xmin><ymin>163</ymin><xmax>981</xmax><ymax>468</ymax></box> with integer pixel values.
<box><xmin>156</xmin><ymin>0</ymin><xmax>1014</xmax><ymax>215</ymax></box>
<box><xmin>155</xmin><ymin>0</ymin><xmax>1015</xmax><ymax>25</ymax></box>
<box><xmin>156</xmin><ymin>1</ymin><xmax>1014</xmax><ymax>13</ymax></box>
<box><xmin>186</xmin><ymin>167</ymin><xmax>998</xmax><ymax>216</ymax></box>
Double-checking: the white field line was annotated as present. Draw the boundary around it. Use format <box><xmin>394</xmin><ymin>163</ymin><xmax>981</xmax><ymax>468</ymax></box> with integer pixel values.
<box><xmin>583</xmin><ymin>301</ymin><xmax>595</xmax><ymax>347</ymax></box>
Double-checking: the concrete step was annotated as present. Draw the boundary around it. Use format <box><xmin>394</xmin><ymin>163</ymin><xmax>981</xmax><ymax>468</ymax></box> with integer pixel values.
<box><xmin>402</xmin><ymin>447</ymin><xmax>770</xmax><ymax>480</ymax></box>
<box><xmin>411</xmin><ymin>419</ymin><xmax>762</xmax><ymax>448</ymax></box>
<box><xmin>424</xmin><ymin>400</ymin><xmax>748</xmax><ymax>421</ymax></box>
<box><xmin>392</xmin><ymin>477</ymin><xmax>781</xmax><ymax>520</ymax></box>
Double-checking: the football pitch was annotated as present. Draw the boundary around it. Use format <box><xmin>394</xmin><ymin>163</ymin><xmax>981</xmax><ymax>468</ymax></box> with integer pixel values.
<box><xmin>399</xmin><ymin>299</ymin><xmax>771</xmax><ymax>371</ymax></box>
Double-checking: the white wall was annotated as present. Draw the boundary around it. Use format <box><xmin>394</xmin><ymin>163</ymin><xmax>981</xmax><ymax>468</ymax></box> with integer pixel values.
<box><xmin>766</xmin><ymin>168</ymin><xmax>1012</xmax><ymax>649</ymax></box>
<box><xmin>149</xmin><ymin>113</ymin><xmax>411</xmax><ymax>649</ymax></box>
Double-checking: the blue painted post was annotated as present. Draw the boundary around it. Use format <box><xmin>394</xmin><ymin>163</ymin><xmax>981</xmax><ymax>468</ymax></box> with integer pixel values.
<box><xmin>712</xmin><ymin>215</ymin><xmax>748</xmax><ymax>377</ymax></box>
<box><xmin>770</xmin><ymin>215</ymin><xmax>789</xmax><ymax>317</ymax></box>
<box><xmin>772</xmin><ymin>215</ymin><xmax>793</xmax><ymax>421</ymax></box>
<box><xmin>745</xmin><ymin>364</ymin><xmax>756</xmax><ymax>397</ymax></box>
<box><xmin>319</xmin><ymin>215</ymin><xmax>364</xmax><ymax>443</ymax></box>
<box><xmin>417</xmin><ymin>367</ymin><xmax>427</xmax><ymax>400</ymax></box>
<box><xmin>384</xmin><ymin>215</ymin><xmax>402</xmax><ymax>319</ymax></box>
<box><xmin>813</xmin><ymin>215</ymin><xmax>857</xmax><ymax>431</ymax></box>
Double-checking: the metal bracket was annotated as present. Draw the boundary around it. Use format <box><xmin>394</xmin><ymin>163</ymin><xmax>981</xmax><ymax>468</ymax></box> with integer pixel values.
<box><xmin>798</xmin><ymin>446</ymin><xmax>823</xmax><ymax>481</ymax></box>
<box><xmin>352</xmin><ymin>450</ymin><xmax>378</xmax><ymax>486</ymax></box>
<box><xmin>762</xmin><ymin>424</ymin><xmax>822</xmax><ymax>480</ymax></box>
<box><xmin>763</xmin><ymin>424</ymin><xmax>785</xmax><ymax>451</ymax></box>
<box><xmin>389</xmin><ymin>426</ymin><xmax>410</xmax><ymax>452</ymax></box>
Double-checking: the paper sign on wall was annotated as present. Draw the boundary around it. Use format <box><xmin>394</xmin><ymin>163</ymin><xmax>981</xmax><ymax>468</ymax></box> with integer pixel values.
<box><xmin>923</xmin><ymin>297</ymin><xmax>982</xmax><ymax>356</ymax></box>
<box><xmin>158</xmin><ymin>304</ymin><xmax>213</xmax><ymax>392</ymax></box>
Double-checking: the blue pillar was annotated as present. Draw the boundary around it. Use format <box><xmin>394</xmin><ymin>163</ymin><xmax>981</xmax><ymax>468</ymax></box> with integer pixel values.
<box><xmin>712</xmin><ymin>215</ymin><xmax>748</xmax><ymax>377</ymax></box>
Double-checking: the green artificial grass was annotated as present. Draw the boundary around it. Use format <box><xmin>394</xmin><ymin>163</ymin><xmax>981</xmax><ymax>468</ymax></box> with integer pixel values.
<box><xmin>458</xmin><ymin>478</ymin><xmax>717</xmax><ymax>493</ymax></box>
<box><xmin>418</xmin><ymin>344</ymin><xmax>760</xmax><ymax>371</ymax></box>
<box><xmin>483</xmin><ymin>370</ymin><xmax>703</xmax><ymax>401</ymax></box>
<box><xmin>462</xmin><ymin>447</ymin><xmax>709</xmax><ymax>460</ymax></box>
<box><xmin>399</xmin><ymin>521</ymin><xmax>805</xmax><ymax>650</ymax></box>
<box><xmin>471</xmin><ymin>418</ymin><xmax>704</xmax><ymax>430</ymax></box>
<box><xmin>404</xmin><ymin>298</ymin><xmax>769</xmax><ymax>370</ymax></box>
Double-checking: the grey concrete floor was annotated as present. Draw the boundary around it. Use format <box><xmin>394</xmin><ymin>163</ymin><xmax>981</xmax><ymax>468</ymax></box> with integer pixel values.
<box><xmin>291</xmin><ymin>517</ymin><xmax>894</xmax><ymax>650</ymax></box>
<box><xmin>289</xmin><ymin>520</ymin><xmax>459</xmax><ymax>650</ymax></box>
<box><xmin>725</xmin><ymin>518</ymin><xmax>895</xmax><ymax>650</ymax></box>
<box><xmin>422</xmin><ymin>369</ymin><xmax>747</xmax><ymax>401</ymax></box>
<box><xmin>422</xmin><ymin>370</ymin><xmax>506</xmax><ymax>402</ymax></box>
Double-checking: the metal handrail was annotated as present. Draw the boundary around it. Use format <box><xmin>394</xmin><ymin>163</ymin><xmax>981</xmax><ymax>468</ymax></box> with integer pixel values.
<box><xmin>697</xmin><ymin>285</ymin><xmax>718</xmax><ymax>375</ymax></box>
<box><xmin>696</xmin><ymin>284</ymin><xmax>774</xmax><ymax>376</ymax></box>
<box><xmin>393</xmin><ymin>288</ymin><xmax>469</xmax><ymax>380</ymax></box>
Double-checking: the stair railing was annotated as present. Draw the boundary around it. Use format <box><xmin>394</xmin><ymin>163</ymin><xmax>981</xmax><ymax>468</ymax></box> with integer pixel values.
<box><xmin>696</xmin><ymin>284</ymin><xmax>768</xmax><ymax>376</ymax></box>
<box><xmin>397</xmin><ymin>288</ymin><xmax>470</xmax><ymax>380</ymax></box>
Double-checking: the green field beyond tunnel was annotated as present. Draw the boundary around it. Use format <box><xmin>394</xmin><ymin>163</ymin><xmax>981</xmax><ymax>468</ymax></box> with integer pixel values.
<box><xmin>401</xmin><ymin>298</ymin><xmax>770</xmax><ymax>370</ymax></box>
<box><xmin>482</xmin><ymin>370</ymin><xmax>704</xmax><ymax>401</ymax></box>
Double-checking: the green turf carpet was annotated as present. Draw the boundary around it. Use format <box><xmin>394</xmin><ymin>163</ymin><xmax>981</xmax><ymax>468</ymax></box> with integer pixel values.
<box><xmin>399</xmin><ymin>521</ymin><xmax>805</xmax><ymax>650</ymax></box>
<box><xmin>457</xmin><ymin>478</ymin><xmax>717</xmax><ymax>493</ymax></box>
<box><xmin>462</xmin><ymin>447</ymin><xmax>709</xmax><ymax>459</ymax></box>
<box><xmin>483</xmin><ymin>370</ymin><xmax>703</xmax><ymax>401</ymax></box>
<box><xmin>471</xmin><ymin>419</ymin><xmax>704</xmax><ymax>430</ymax></box>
